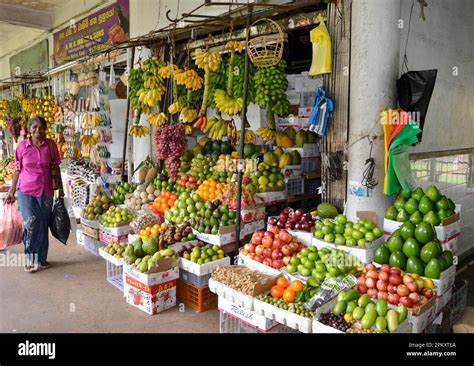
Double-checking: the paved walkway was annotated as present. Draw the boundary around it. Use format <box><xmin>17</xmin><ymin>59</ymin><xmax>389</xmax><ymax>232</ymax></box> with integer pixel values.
<box><xmin>0</xmin><ymin>234</ymin><xmax>219</xmax><ymax>333</ymax></box>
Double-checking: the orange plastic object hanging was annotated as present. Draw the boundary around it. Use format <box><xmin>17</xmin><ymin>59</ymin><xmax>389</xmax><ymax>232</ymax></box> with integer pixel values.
<box><xmin>309</xmin><ymin>15</ymin><xmax>332</xmax><ymax>76</ymax></box>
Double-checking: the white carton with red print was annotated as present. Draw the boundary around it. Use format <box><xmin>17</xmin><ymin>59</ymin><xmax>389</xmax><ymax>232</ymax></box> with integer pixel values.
<box><xmin>123</xmin><ymin>259</ymin><xmax>179</xmax><ymax>315</ymax></box>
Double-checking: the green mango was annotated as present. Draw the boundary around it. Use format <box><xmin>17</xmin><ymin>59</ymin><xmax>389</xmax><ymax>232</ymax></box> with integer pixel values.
<box><xmin>387</xmin><ymin>235</ymin><xmax>404</xmax><ymax>253</ymax></box>
<box><xmin>409</xmin><ymin>211</ymin><xmax>423</xmax><ymax>224</ymax></box>
<box><xmin>425</xmin><ymin>185</ymin><xmax>441</xmax><ymax>203</ymax></box>
<box><xmin>387</xmin><ymin>310</ymin><xmax>400</xmax><ymax>333</ymax></box>
<box><xmin>406</xmin><ymin>256</ymin><xmax>425</xmax><ymax>275</ymax></box>
<box><xmin>412</xmin><ymin>187</ymin><xmax>425</xmax><ymax>201</ymax></box>
<box><xmin>353</xmin><ymin>307</ymin><xmax>365</xmax><ymax>321</ymax></box>
<box><xmin>415</xmin><ymin>222</ymin><xmax>435</xmax><ymax>244</ymax></box>
<box><xmin>397</xmin><ymin>304</ymin><xmax>408</xmax><ymax>323</ymax></box>
<box><xmin>438</xmin><ymin>256</ymin><xmax>449</xmax><ymax>271</ymax></box>
<box><xmin>403</xmin><ymin>238</ymin><xmax>421</xmax><ymax>258</ymax></box>
<box><xmin>440</xmin><ymin>250</ymin><xmax>454</xmax><ymax>268</ymax></box>
<box><xmin>361</xmin><ymin>309</ymin><xmax>377</xmax><ymax>329</ymax></box>
<box><xmin>389</xmin><ymin>251</ymin><xmax>407</xmax><ymax>270</ymax></box>
<box><xmin>385</xmin><ymin>206</ymin><xmax>398</xmax><ymax>220</ymax></box>
<box><xmin>333</xmin><ymin>300</ymin><xmax>347</xmax><ymax>315</ymax></box>
<box><xmin>424</xmin><ymin>258</ymin><xmax>441</xmax><ymax>279</ymax></box>
<box><xmin>376</xmin><ymin>316</ymin><xmax>387</xmax><ymax>332</ymax></box>
<box><xmin>419</xmin><ymin>195</ymin><xmax>434</xmax><ymax>215</ymax></box>
<box><xmin>423</xmin><ymin>211</ymin><xmax>440</xmax><ymax>226</ymax></box>
<box><xmin>399</xmin><ymin>190</ymin><xmax>412</xmax><ymax>199</ymax></box>
<box><xmin>374</xmin><ymin>245</ymin><xmax>391</xmax><ymax>264</ymax></box>
<box><xmin>394</xmin><ymin>196</ymin><xmax>406</xmax><ymax>210</ymax></box>
<box><xmin>346</xmin><ymin>301</ymin><xmax>357</xmax><ymax>314</ymax></box>
<box><xmin>376</xmin><ymin>298</ymin><xmax>388</xmax><ymax>316</ymax></box>
<box><xmin>396</xmin><ymin>208</ymin><xmax>409</xmax><ymax>222</ymax></box>
<box><xmin>447</xmin><ymin>198</ymin><xmax>456</xmax><ymax>211</ymax></box>
<box><xmin>399</xmin><ymin>221</ymin><xmax>415</xmax><ymax>240</ymax></box>
<box><xmin>436</xmin><ymin>196</ymin><xmax>449</xmax><ymax>211</ymax></box>
<box><xmin>420</xmin><ymin>241</ymin><xmax>442</xmax><ymax>263</ymax></box>
<box><xmin>404</xmin><ymin>198</ymin><xmax>419</xmax><ymax>215</ymax></box>
<box><xmin>437</xmin><ymin>209</ymin><xmax>448</xmax><ymax>221</ymax></box>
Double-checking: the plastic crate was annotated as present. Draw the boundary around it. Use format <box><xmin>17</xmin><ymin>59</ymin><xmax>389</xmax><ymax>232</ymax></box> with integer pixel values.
<box><xmin>106</xmin><ymin>260</ymin><xmax>123</xmax><ymax>291</ymax></box>
<box><xmin>301</xmin><ymin>158</ymin><xmax>321</xmax><ymax>173</ymax></box>
<box><xmin>176</xmin><ymin>280</ymin><xmax>217</xmax><ymax>312</ymax></box>
<box><xmin>450</xmin><ymin>280</ymin><xmax>468</xmax><ymax>324</ymax></box>
<box><xmin>285</xmin><ymin>178</ymin><xmax>304</xmax><ymax>197</ymax></box>
<box><xmin>219</xmin><ymin>311</ymin><xmax>299</xmax><ymax>333</ymax></box>
<box><xmin>304</xmin><ymin>178</ymin><xmax>321</xmax><ymax>194</ymax></box>
<box><xmin>83</xmin><ymin>235</ymin><xmax>103</xmax><ymax>256</ymax></box>
<box><xmin>180</xmin><ymin>269</ymin><xmax>211</xmax><ymax>288</ymax></box>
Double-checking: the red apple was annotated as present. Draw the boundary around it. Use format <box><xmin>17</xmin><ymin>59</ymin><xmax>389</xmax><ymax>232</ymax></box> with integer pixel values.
<box><xmin>289</xmin><ymin>242</ymin><xmax>299</xmax><ymax>252</ymax></box>
<box><xmin>264</xmin><ymin>230</ymin><xmax>275</xmax><ymax>238</ymax></box>
<box><xmin>390</xmin><ymin>267</ymin><xmax>401</xmax><ymax>276</ymax></box>
<box><xmin>263</xmin><ymin>248</ymin><xmax>272</xmax><ymax>259</ymax></box>
<box><xmin>243</xmin><ymin>244</ymin><xmax>251</xmax><ymax>252</ymax></box>
<box><xmin>403</xmin><ymin>274</ymin><xmax>414</xmax><ymax>285</ymax></box>
<box><xmin>408</xmin><ymin>292</ymin><xmax>420</xmax><ymax>304</ymax></box>
<box><xmin>397</xmin><ymin>284</ymin><xmax>409</xmax><ymax>297</ymax></box>
<box><xmin>278</xmin><ymin>230</ymin><xmax>292</xmax><ymax>243</ymax></box>
<box><xmin>247</xmin><ymin>252</ymin><xmax>255</xmax><ymax>259</ymax></box>
<box><xmin>400</xmin><ymin>296</ymin><xmax>413</xmax><ymax>308</ymax></box>
<box><xmin>282</xmin><ymin>207</ymin><xmax>292</xmax><ymax>215</ymax></box>
<box><xmin>366</xmin><ymin>270</ymin><xmax>379</xmax><ymax>280</ymax></box>
<box><xmin>357</xmin><ymin>275</ymin><xmax>366</xmax><ymax>286</ymax></box>
<box><xmin>251</xmin><ymin>236</ymin><xmax>262</xmax><ymax>245</ymax></box>
<box><xmin>301</xmin><ymin>223</ymin><xmax>310</xmax><ymax>232</ymax></box>
<box><xmin>406</xmin><ymin>281</ymin><xmax>418</xmax><ymax>293</ymax></box>
<box><xmin>367</xmin><ymin>288</ymin><xmax>378</xmax><ymax>298</ymax></box>
<box><xmin>377</xmin><ymin>291</ymin><xmax>389</xmax><ymax>300</ymax></box>
<box><xmin>277</xmin><ymin>221</ymin><xmax>285</xmax><ymax>229</ymax></box>
<box><xmin>281</xmin><ymin>244</ymin><xmax>293</xmax><ymax>257</ymax></box>
<box><xmin>365</xmin><ymin>278</ymin><xmax>376</xmax><ymax>289</ymax></box>
<box><xmin>378</xmin><ymin>271</ymin><xmax>389</xmax><ymax>282</ymax></box>
<box><xmin>388</xmin><ymin>284</ymin><xmax>398</xmax><ymax>294</ymax></box>
<box><xmin>268</xmin><ymin>226</ymin><xmax>279</xmax><ymax>235</ymax></box>
<box><xmin>294</xmin><ymin>208</ymin><xmax>304</xmax><ymax>217</ymax></box>
<box><xmin>271</xmin><ymin>249</ymin><xmax>283</xmax><ymax>260</ymax></box>
<box><xmin>254</xmin><ymin>255</ymin><xmax>263</xmax><ymax>263</ymax></box>
<box><xmin>255</xmin><ymin>245</ymin><xmax>264</xmax><ymax>256</ymax></box>
<box><xmin>262</xmin><ymin>236</ymin><xmax>273</xmax><ymax>248</ymax></box>
<box><xmin>285</xmin><ymin>222</ymin><xmax>293</xmax><ymax>230</ymax></box>
<box><xmin>388</xmin><ymin>293</ymin><xmax>400</xmax><ymax>304</ymax></box>
<box><xmin>365</xmin><ymin>263</ymin><xmax>376</xmax><ymax>272</ymax></box>
<box><xmin>421</xmin><ymin>288</ymin><xmax>433</xmax><ymax>299</ymax></box>
<box><xmin>278</xmin><ymin>213</ymin><xmax>288</xmax><ymax>222</ymax></box>
<box><xmin>283</xmin><ymin>256</ymin><xmax>291</xmax><ymax>265</ymax></box>
<box><xmin>389</xmin><ymin>275</ymin><xmax>402</xmax><ymax>286</ymax></box>
<box><xmin>294</xmin><ymin>222</ymin><xmax>303</xmax><ymax>231</ymax></box>
<box><xmin>376</xmin><ymin>280</ymin><xmax>388</xmax><ymax>292</ymax></box>
<box><xmin>357</xmin><ymin>284</ymin><xmax>368</xmax><ymax>294</ymax></box>
<box><xmin>272</xmin><ymin>238</ymin><xmax>283</xmax><ymax>250</ymax></box>
<box><xmin>380</xmin><ymin>264</ymin><xmax>391</xmax><ymax>273</ymax></box>
<box><xmin>272</xmin><ymin>259</ymin><xmax>284</xmax><ymax>269</ymax></box>
<box><xmin>268</xmin><ymin>217</ymin><xmax>278</xmax><ymax>226</ymax></box>
<box><xmin>240</xmin><ymin>249</ymin><xmax>249</xmax><ymax>255</ymax></box>
<box><xmin>262</xmin><ymin>258</ymin><xmax>273</xmax><ymax>267</ymax></box>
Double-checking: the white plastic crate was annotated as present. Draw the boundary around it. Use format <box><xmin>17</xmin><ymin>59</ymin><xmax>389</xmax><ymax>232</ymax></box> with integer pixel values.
<box><xmin>301</xmin><ymin>158</ymin><xmax>320</xmax><ymax>173</ymax></box>
<box><xmin>106</xmin><ymin>260</ymin><xmax>123</xmax><ymax>291</ymax></box>
<box><xmin>83</xmin><ymin>235</ymin><xmax>103</xmax><ymax>256</ymax></box>
<box><xmin>285</xmin><ymin>178</ymin><xmax>304</xmax><ymax>197</ymax></box>
<box><xmin>180</xmin><ymin>269</ymin><xmax>211</xmax><ymax>288</ymax></box>
<box><xmin>219</xmin><ymin>311</ymin><xmax>299</xmax><ymax>333</ymax></box>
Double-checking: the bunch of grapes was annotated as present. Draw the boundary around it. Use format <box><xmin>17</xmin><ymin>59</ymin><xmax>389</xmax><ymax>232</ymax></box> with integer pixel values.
<box><xmin>155</xmin><ymin>124</ymin><xmax>187</xmax><ymax>178</ymax></box>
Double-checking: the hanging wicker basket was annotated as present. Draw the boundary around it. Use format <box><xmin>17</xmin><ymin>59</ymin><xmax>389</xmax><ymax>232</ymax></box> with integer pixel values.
<box><xmin>246</xmin><ymin>18</ymin><xmax>284</xmax><ymax>67</ymax></box>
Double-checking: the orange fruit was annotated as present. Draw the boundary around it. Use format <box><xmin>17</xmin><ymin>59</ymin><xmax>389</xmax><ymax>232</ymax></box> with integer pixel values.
<box><xmin>276</xmin><ymin>277</ymin><xmax>289</xmax><ymax>288</ymax></box>
<box><xmin>271</xmin><ymin>285</ymin><xmax>285</xmax><ymax>298</ymax></box>
<box><xmin>289</xmin><ymin>280</ymin><xmax>304</xmax><ymax>293</ymax></box>
<box><xmin>283</xmin><ymin>288</ymin><xmax>296</xmax><ymax>302</ymax></box>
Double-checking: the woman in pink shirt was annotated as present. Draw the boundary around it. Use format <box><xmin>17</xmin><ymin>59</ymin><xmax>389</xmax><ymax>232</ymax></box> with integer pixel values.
<box><xmin>5</xmin><ymin>116</ymin><xmax>64</xmax><ymax>273</ymax></box>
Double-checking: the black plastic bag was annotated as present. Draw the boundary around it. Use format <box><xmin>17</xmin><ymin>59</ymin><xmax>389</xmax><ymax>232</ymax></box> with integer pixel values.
<box><xmin>397</xmin><ymin>69</ymin><xmax>437</xmax><ymax>141</ymax></box>
<box><xmin>50</xmin><ymin>197</ymin><xmax>70</xmax><ymax>245</ymax></box>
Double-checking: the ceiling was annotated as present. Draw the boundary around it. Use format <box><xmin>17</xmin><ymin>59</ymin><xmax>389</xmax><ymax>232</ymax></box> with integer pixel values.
<box><xmin>0</xmin><ymin>0</ymin><xmax>69</xmax><ymax>12</ymax></box>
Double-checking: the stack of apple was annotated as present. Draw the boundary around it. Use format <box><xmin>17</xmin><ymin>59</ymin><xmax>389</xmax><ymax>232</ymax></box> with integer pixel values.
<box><xmin>356</xmin><ymin>263</ymin><xmax>435</xmax><ymax>309</ymax></box>
<box><xmin>178</xmin><ymin>174</ymin><xmax>201</xmax><ymax>190</ymax></box>
<box><xmin>240</xmin><ymin>227</ymin><xmax>306</xmax><ymax>270</ymax></box>
<box><xmin>268</xmin><ymin>207</ymin><xmax>315</xmax><ymax>232</ymax></box>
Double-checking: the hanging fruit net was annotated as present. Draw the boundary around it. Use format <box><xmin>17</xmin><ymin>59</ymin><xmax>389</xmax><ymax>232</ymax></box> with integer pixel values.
<box><xmin>246</xmin><ymin>18</ymin><xmax>284</xmax><ymax>67</ymax></box>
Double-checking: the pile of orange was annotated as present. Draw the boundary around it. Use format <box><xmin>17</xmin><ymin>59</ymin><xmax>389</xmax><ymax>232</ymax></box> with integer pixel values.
<box><xmin>196</xmin><ymin>177</ymin><xmax>225</xmax><ymax>201</ymax></box>
<box><xmin>139</xmin><ymin>223</ymin><xmax>166</xmax><ymax>240</ymax></box>
<box><xmin>270</xmin><ymin>277</ymin><xmax>304</xmax><ymax>303</ymax></box>
<box><xmin>151</xmin><ymin>190</ymin><xmax>177</xmax><ymax>213</ymax></box>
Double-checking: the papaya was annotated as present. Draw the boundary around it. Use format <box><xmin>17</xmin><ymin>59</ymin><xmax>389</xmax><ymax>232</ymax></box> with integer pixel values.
<box><xmin>276</xmin><ymin>132</ymin><xmax>294</xmax><ymax>148</ymax></box>
<box><xmin>295</xmin><ymin>130</ymin><xmax>307</xmax><ymax>147</ymax></box>
<box><xmin>283</xmin><ymin>127</ymin><xmax>296</xmax><ymax>141</ymax></box>
<box><xmin>279</xmin><ymin>153</ymin><xmax>291</xmax><ymax>168</ymax></box>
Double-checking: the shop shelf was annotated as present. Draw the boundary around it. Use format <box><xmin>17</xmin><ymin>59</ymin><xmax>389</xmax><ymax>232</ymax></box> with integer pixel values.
<box><xmin>106</xmin><ymin>260</ymin><xmax>123</xmax><ymax>292</ymax></box>
<box><xmin>285</xmin><ymin>178</ymin><xmax>304</xmax><ymax>197</ymax></box>
<box><xmin>176</xmin><ymin>280</ymin><xmax>217</xmax><ymax>312</ymax></box>
<box><xmin>450</xmin><ymin>280</ymin><xmax>468</xmax><ymax>325</ymax></box>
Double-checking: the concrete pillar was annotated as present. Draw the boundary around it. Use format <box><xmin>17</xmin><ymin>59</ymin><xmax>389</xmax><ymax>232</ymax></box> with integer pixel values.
<box><xmin>345</xmin><ymin>0</ymin><xmax>402</xmax><ymax>227</ymax></box>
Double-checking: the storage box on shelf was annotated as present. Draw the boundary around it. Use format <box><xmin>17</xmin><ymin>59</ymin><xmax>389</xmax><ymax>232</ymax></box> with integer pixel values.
<box><xmin>99</xmin><ymin>224</ymin><xmax>130</xmax><ymax>237</ymax></box>
<box><xmin>431</xmin><ymin>265</ymin><xmax>456</xmax><ymax>295</ymax></box>
<box><xmin>79</xmin><ymin>222</ymin><xmax>100</xmax><ymax>240</ymax></box>
<box><xmin>123</xmin><ymin>259</ymin><xmax>179</xmax><ymax>315</ymax></box>
<box><xmin>179</xmin><ymin>256</ymin><xmax>230</xmax><ymax>288</ymax></box>
<box><xmin>237</xmin><ymin>254</ymin><xmax>281</xmax><ymax>276</ymax></box>
<box><xmin>240</xmin><ymin>204</ymin><xmax>266</xmax><ymax>223</ymax></box>
<box><xmin>301</xmin><ymin>157</ymin><xmax>321</xmax><ymax>174</ymax></box>
<box><xmin>285</xmin><ymin>178</ymin><xmax>304</xmax><ymax>197</ymax></box>
<box><xmin>99</xmin><ymin>230</ymin><xmax>128</xmax><ymax>244</ymax></box>
<box><xmin>256</xmin><ymin>190</ymin><xmax>287</xmax><ymax>204</ymax></box>
<box><xmin>284</xmin><ymin>144</ymin><xmax>319</xmax><ymax>158</ymax></box>
<box><xmin>99</xmin><ymin>247</ymin><xmax>124</xmax><ymax>266</ymax></box>
<box><xmin>435</xmin><ymin>286</ymin><xmax>453</xmax><ymax>314</ymax></box>
<box><xmin>311</xmin><ymin>236</ymin><xmax>384</xmax><ymax>264</ymax></box>
<box><xmin>281</xmin><ymin>165</ymin><xmax>302</xmax><ymax>179</ymax></box>
<box><xmin>408</xmin><ymin>296</ymin><xmax>437</xmax><ymax>333</ymax></box>
<box><xmin>83</xmin><ymin>235</ymin><xmax>103</xmax><ymax>256</ymax></box>
<box><xmin>450</xmin><ymin>280</ymin><xmax>468</xmax><ymax>325</ymax></box>
<box><xmin>177</xmin><ymin>280</ymin><xmax>217</xmax><ymax>312</ymax></box>
<box><xmin>192</xmin><ymin>224</ymin><xmax>245</xmax><ymax>246</ymax></box>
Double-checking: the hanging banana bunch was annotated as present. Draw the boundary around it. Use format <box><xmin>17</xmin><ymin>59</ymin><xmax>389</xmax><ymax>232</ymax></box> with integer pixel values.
<box><xmin>148</xmin><ymin>112</ymin><xmax>168</xmax><ymax>127</ymax></box>
<box><xmin>158</xmin><ymin>63</ymin><xmax>178</xmax><ymax>79</ymax></box>
<box><xmin>134</xmin><ymin>56</ymin><xmax>166</xmax><ymax>113</ymax></box>
<box><xmin>174</xmin><ymin>68</ymin><xmax>203</xmax><ymax>91</ymax></box>
<box><xmin>79</xmin><ymin>131</ymin><xmax>100</xmax><ymax>146</ymax></box>
<box><xmin>168</xmin><ymin>99</ymin><xmax>184</xmax><ymax>114</ymax></box>
<box><xmin>214</xmin><ymin>40</ymin><xmax>244</xmax><ymax>116</ymax></box>
<box><xmin>237</xmin><ymin>129</ymin><xmax>256</xmax><ymax>143</ymax></box>
<box><xmin>179</xmin><ymin>106</ymin><xmax>198</xmax><ymax>124</ymax></box>
<box><xmin>129</xmin><ymin>124</ymin><xmax>150</xmax><ymax>138</ymax></box>
<box><xmin>257</xmin><ymin>127</ymin><xmax>275</xmax><ymax>142</ymax></box>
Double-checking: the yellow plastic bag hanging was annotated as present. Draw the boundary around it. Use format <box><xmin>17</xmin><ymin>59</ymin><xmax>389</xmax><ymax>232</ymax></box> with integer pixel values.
<box><xmin>309</xmin><ymin>15</ymin><xmax>332</xmax><ymax>76</ymax></box>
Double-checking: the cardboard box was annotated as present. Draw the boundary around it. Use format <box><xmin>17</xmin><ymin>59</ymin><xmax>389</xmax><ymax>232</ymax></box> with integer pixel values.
<box><xmin>99</xmin><ymin>248</ymin><xmax>124</xmax><ymax>266</ymax></box>
<box><xmin>100</xmin><ymin>224</ymin><xmax>131</xmax><ymax>237</ymax></box>
<box><xmin>179</xmin><ymin>256</ymin><xmax>230</xmax><ymax>276</ymax></box>
<box><xmin>256</xmin><ymin>191</ymin><xmax>287</xmax><ymax>204</ymax></box>
<box><xmin>284</xmin><ymin>144</ymin><xmax>319</xmax><ymax>158</ymax></box>
<box><xmin>79</xmin><ymin>224</ymin><xmax>100</xmax><ymax>240</ymax></box>
<box><xmin>285</xmin><ymin>91</ymin><xmax>301</xmax><ymax>105</ymax></box>
<box><xmin>240</xmin><ymin>204</ymin><xmax>266</xmax><ymax>223</ymax></box>
<box><xmin>432</xmin><ymin>265</ymin><xmax>456</xmax><ymax>294</ymax></box>
<box><xmin>124</xmin><ymin>281</ymin><xmax>176</xmax><ymax>315</ymax></box>
<box><xmin>300</xmin><ymin>92</ymin><xmax>317</xmax><ymax>108</ymax></box>
<box><xmin>282</xmin><ymin>165</ymin><xmax>302</xmax><ymax>179</ymax></box>
<box><xmin>298</xmin><ymin>107</ymin><xmax>313</xmax><ymax>118</ymax></box>
<box><xmin>99</xmin><ymin>230</ymin><xmax>128</xmax><ymax>244</ymax></box>
<box><xmin>383</xmin><ymin>205</ymin><xmax>461</xmax><ymax>244</ymax></box>
<box><xmin>436</xmin><ymin>286</ymin><xmax>453</xmax><ymax>314</ymax></box>
<box><xmin>123</xmin><ymin>258</ymin><xmax>179</xmax><ymax>286</ymax></box>
<box><xmin>242</xmin><ymin>219</ymin><xmax>265</xmax><ymax>236</ymax></box>
<box><xmin>311</xmin><ymin>236</ymin><xmax>384</xmax><ymax>264</ymax></box>
<box><xmin>408</xmin><ymin>296</ymin><xmax>437</xmax><ymax>333</ymax></box>
<box><xmin>192</xmin><ymin>224</ymin><xmax>245</xmax><ymax>246</ymax></box>
<box><xmin>80</xmin><ymin>217</ymin><xmax>100</xmax><ymax>229</ymax></box>
<box><xmin>442</xmin><ymin>238</ymin><xmax>458</xmax><ymax>254</ymax></box>
<box><xmin>218</xmin><ymin>297</ymin><xmax>280</xmax><ymax>332</ymax></box>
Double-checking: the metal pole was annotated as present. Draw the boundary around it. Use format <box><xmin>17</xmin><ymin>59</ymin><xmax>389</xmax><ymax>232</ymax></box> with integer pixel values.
<box><xmin>121</xmin><ymin>46</ymin><xmax>135</xmax><ymax>181</ymax></box>
<box><xmin>235</xmin><ymin>7</ymin><xmax>252</xmax><ymax>249</ymax></box>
